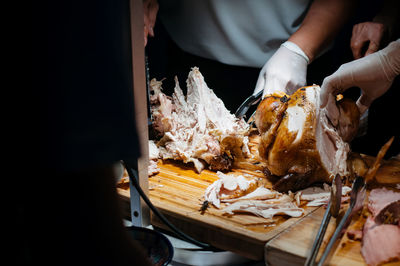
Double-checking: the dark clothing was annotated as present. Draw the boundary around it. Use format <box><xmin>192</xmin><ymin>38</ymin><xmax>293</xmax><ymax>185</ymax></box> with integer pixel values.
<box><xmin>27</xmin><ymin>1</ymin><xmax>152</xmax><ymax>265</ymax></box>
<box><xmin>33</xmin><ymin>166</ymin><xmax>150</xmax><ymax>266</ymax></box>
<box><xmin>43</xmin><ymin>0</ymin><xmax>140</xmax><ymax>172</ymax></box>
<box><xmin>350</xmin><ymin>77</ymin><xmax>400</xmax><ymax>158</ymax></box>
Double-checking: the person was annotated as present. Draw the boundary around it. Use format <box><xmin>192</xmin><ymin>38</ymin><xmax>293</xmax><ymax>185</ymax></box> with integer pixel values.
<box><xmin>331</xmin><ymin>0</ymin><xmax>400</xmax><ymax>157</ymax></box>
<box><xmin>144</xmin><ymin>0</ymin><xmax>357</xmax><ymax>112</ymax></box>
<box><xmin>143</xmin><ymin>0</ymin><xmax>159</xmax><ymax>47</ymax></box>
<box><xmin>27</xmin><ymin>0</ymin><xmax>153</xmax><ymax>265</ymax></box>
<box><xmin>320</xmin><ymin>40</ymin><xmax>400</xmax><ymax>157</ymax></box>
<box><xmin>350</xmin><ymin>0</ymin><xmax>400</xmax><ymax>60</ymax></box>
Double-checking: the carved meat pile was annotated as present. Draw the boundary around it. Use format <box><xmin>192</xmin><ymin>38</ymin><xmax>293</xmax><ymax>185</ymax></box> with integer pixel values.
<box><xmin>149</xmin><ymin>67</ymin><xmax>251</xmax><ymax>173</ymax></box>
<box><xmin>204</xmin><ymin>172</ymin><xmax>304</xmax><ymax>220</ymax></box>
<box><xmin>202</xmin><ymin>171</ymin><xmax>352</xmax><ymax>221</ymax></box>
<box><xmin>255</xmin><ymin>85</ymin><xmax>360</xmax><ymax>192</ymax></box>
<box><xmin>361</xmin><ymin>187</ymin><xmax>400</xmax><ymax>266</ymax></box>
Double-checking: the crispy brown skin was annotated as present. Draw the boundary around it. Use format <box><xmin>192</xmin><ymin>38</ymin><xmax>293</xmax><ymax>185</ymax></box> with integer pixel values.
<box><xmin>255</xmin><ymin>87</ymin><xmax>360</xmax><ymax>192</ymax></box>
<box><xmin>254</xmin><ymin>95</ymin><xmax>288</xmax><ymax>166</ymax></box>
<box><xmin>337</xmin><ymin>98</ymin><xmax>360</xmax><ymax>142</ymax></box>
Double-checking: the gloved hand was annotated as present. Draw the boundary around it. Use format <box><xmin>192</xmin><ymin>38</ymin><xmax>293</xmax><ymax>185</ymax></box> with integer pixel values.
<box><xmin>320</xmin><ymin>40</ymin><xmax>400</xmax><ymax>115</ymax></box>
<box><xmin>254</xmin><ymin>41</ymin><xmax>309</xmax><ymax>97</ymax></box>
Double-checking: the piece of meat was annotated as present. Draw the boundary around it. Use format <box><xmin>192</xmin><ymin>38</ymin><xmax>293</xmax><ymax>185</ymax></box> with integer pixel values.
<box><xmin>361</xmin><ymin>217</ymin><xmax>400</xmax><ymax>266</ymax></box>
<box><xmin>359</xmin><ymin>188</ymin><xmax>400</xmax><ymax>265</ymax></box>
<box><xmin>375</xmin><ymin>157</ymin><xmax>400</xmax><ymax>184</ymax></box>
<box><xmin>347</xmin><ymin>152</ymin><xmax>369</xmax><ymax>182</ymax></box>
<box><xmin>149</xmin><ymin>140</ymin><xmax>159</xmax><ymax>160</ymax></box>
<box><xmin>336</xmin><ymin>98</ymin><xmax>360</xmax><ymax>142</ymax></box>
<box><xmin>222</xmin><ymin>186</ymin><xmax>280</xmax><ymax>203</ymax></box>
<box><xmin>222</xmin><ymin>200</ymin><xmax>304</xmax><ymax>219</ymax></box>
<box><xmin>255</xmin><ymin>86</ymin><xmax>360</xmax><ymax>192</ymax></box>
<box><xmin>147</xmin><ymin>140</ymin><xmax>160</xmax><ymax>176</ymax></box>
<box><xmin>254</xmin><ymin>94</ymin><xmax>288</xmax><ymax>160</ymax></box>
<box><xmin>347</xmin><ymin>229</ymin><xmax>363</xmax><ymax>241</ymax></box>
<box><xmin>150</xmin><ymin>68</ymin><xmax>250</xmax><ymax>173</ymax></box>
<box><xmin>374</xmin><ymin>200</ymin><xmax>400</xmax><ymax>225</ymax></box>
<box><xmin>368</xmin><ymin>187</ymin><xmax>400</xmax><ymax>217</ymax></box>
<box><xmin>294</xmin><ymin>183</ymin><xmax>352</xmax><ymax>206</ymax></box>
<box><xmin>148</xmin><ymin>160</ymin><xmax>160</xmax><ymax>177</ymax></box>
<box><xmin>149</xmin><ymin>79</ymin><xmax>174</xmax><ymax>136</ymax></box>
<box><xmin>262</xmin><ymin>194</ymin><xmax>295</xmax><ymax>204</ymax></box>
<box><xmin>204</xmin><ymin>172</ymin><xmax>258</xmax><ymax>208</ymax></box>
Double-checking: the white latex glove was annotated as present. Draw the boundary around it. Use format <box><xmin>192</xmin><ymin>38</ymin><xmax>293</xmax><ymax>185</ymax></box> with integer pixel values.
<box><xmin>320</xmin><ymin>40</ymin><xmax>400</xmax><ymax>115</ymax></box>
<box><xmin>254</xmin><ymin>41</ymin><xmax>309</xmax><ymax>97</ymax></box>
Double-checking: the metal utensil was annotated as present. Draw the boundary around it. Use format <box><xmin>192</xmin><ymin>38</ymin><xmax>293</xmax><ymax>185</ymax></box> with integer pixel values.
<box><xmin>304</xmin><ymin>174</ymin><xmax>342</xmax><ymax>266</ymax></box>
<box><xmin>317</xmin><ymin>176</ymin><xmax>366</xmax><ymax>266</ymax></box>
<box><xmin>308</xmin><ymin>137</ymin><xmax>392</xmax><ymax>265</ymax></box>
<box><xmin>234</xmin><ymin>90</ymin><xmax>263</xmax><ymax>119</ymax></box>
<box><xmin>127</xmin><ymin>226</ymin><xmax>174</xmax><ymax>266</ymax></box>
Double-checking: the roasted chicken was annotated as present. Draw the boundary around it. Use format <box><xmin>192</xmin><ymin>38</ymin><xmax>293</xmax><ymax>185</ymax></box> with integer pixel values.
<box><xmin>255</xmin><ymin>85</ymin><xmax>360</xmax><ymax>192</ymax></box>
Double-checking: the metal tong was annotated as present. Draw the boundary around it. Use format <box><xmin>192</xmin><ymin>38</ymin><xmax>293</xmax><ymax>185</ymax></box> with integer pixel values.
<box><xmin>305</xmin><ymin>175</ymin><xmax>366</xmax><ymax>266</ymax></box>
<box><xmin>310</xmin><ymin>137</ymin><xmax>393</xmax><ymax>265</ymax></box>
<box><xmin>304</xmin><ymin>174</ymin><xmax>342</xmax><ymax>266</ymax></box>
<box><xmin>317</xmin><ymin>176</ymin><xmax>366</xmax><ymax>265</ymax></box>
<box><xmin>234</xmin><ymin>90</ymin><xmax>263</xmax><ymax>119</ymax></box>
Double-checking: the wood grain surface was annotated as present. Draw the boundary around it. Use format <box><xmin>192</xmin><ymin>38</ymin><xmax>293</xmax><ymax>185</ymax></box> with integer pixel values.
<box><xmin>118</xmin><ymin>159</ymin><xmax>317</xmax><ymax>260</ymax></box>
<box><xmin>117</xmin><ymin>144</ymin><xmax>400</xmax><ymax>263</ymax></box>
<box><xmin>265</xmin><ymin>158</ymin><xmax>400</xmax><ymax>266</ymax></box>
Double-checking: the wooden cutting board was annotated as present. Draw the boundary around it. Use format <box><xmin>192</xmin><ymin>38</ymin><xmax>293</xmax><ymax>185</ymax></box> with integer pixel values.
<box><xmin>117</xmin><ymin>151</ymin><xmax>400</xmax><ymax>262</ymax></box>
<box><xmin>265</xmin><ymin>158</ymin><xmax>400</xmax><ymax>266</ymax></box>
<box><xmin>117</xmin><ymin>159</ymin><xmax>319</xmax><ymax>261</ymax></box>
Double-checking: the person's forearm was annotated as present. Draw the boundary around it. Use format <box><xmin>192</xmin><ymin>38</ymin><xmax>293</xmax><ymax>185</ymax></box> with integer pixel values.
<box><xmin>288</xmin><ymin>0</ymin><xmax>356</xmax><ymax>62</ymax></box>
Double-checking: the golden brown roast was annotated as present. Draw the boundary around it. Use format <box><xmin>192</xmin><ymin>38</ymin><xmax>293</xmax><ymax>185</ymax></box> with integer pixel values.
<box><xmin>255</xmin><ymin>85</ymin><xmax>360</xmax><ymax>192</ymax></box>
<box><xmin>254</xmin><ymin>94</ymin><xmax>289</xmax><ymax>165</ymax></box>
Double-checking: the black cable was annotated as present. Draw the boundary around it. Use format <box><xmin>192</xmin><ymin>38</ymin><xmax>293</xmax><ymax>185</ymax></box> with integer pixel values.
<box><xmin>123</xmin><ymin>161</ymin><xmax>217</xmax><ymax>250</ymax></box>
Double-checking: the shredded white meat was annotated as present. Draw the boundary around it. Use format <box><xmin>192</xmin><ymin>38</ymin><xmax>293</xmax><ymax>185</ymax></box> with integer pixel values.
<box><xmin>150</xmin><ymin>67</ymin><xmax>250</xmax><ymax>173</ymax></box>
<box><xmin>222</xmin><ymin>187</ymin><xmax>279</xmax><ymax>203</ymax></box>
<box><xmin>222</xmin><ymin>200</ymin><xmax>304</xmax><ymax>219</ymax></box>
<box><xmin>294</xmin><ymin>183</ymin><xmax>352</xmax><ymax>206</ymax></box>
<box><xmin>204</xmin><ymin>172</ymin><xmax>258</xmax><ymax>208</ymax></box>
<box><xmin>148</xmin><ymin>160</ymin><xmax>160</xmax><ymax>177</ymax></box>
<box><xmin>204</xmin><ymin>172</ymin><xmax>304</xmax><ymax>219</ymax></box>
<box><xmin>149</xmin><ymin>140</ymin><xmax>159</xmax><ymax>160</ymax></box>
<box><xmin>148</xmin><ymin>140</ymin><xmax>160</xmax><ymax>176</ymax></box>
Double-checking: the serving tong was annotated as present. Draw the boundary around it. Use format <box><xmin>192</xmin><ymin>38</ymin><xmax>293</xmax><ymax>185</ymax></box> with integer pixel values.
<box><xmin>305</xmin><ymin>175</ymin><xmax>366</xmax><ymax>266</ymax></box>
<box><xmin>234</xmin><ymin>90</ymin><xmax>263</xmax><ymax>119</ymax></box>
<box><xmin>305</xmin><ymin>136</ymin><xmax>394</xmax><ymax>265</ymax></box>
<box><xmin>317</xmin><ymin>176</ymin><xmax>366</xmax><ymax>265</ymax></box>
<box><xmin>304</xmin><ymin>174</ymin><xmax>344</xmax><ymax>266</ymax></box>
